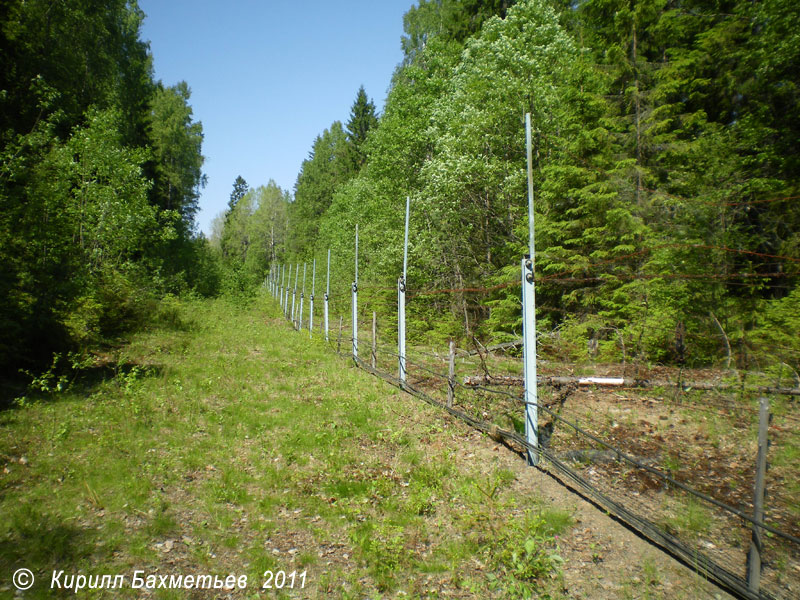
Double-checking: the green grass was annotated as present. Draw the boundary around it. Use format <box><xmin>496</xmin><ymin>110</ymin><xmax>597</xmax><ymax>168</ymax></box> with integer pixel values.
<box><xmin>0</xmin><ymin>294</ymin><xmax>569</xmax><ymax>598</ymax></box>
<box><xmin>663</xmin><ymin>497</ymin><xmax>713</xmax><ymax>539</ymax></box>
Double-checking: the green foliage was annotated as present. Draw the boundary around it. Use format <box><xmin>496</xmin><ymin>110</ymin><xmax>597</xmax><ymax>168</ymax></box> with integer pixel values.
<box><xmin>401</xmin><ymin>0</ymin><xmax>516</xmax><ymax>64</ymax></box>
<box><xmin>750</xmin><ymin>287</ymin><xmax>800</xmax><ymax>373</ymax></box>
<box><xmin>217</xmin><ymin>182</ymin><xmax>289</xmax><ymax>296</ymax></box>
<box><xmin>220</xmin><ymin>0</ymin><xmax>800</xmax><ymax>368</ymax></box>
<box><xmin>60</xmin><ymin>108</ymin><xmax>156</xmax><ymax>271</ymax></box>
<box><xmin>0</xmin><ymin>106</ymin><xmax>161</xmax><ymax>367</ymax></box>
<box><xmin>0</xmin><ymin>0</ymin><xmax>154</xmax><ymax>147</ymax></box>
<box><xmin>488</xmin><ymin>509</ymin><xmax>568</xmax><ymax>598</ymax></box>
<box><xmin>148</xmin><ymin>81</ymin><xmax>206</xmax><ymax>227</ymax></box>
<box><xmin>351</xmin><ymin>522</ymin><xmax>407</xmax><ymax>589</ymax></box>
<box><xmin>664</xmin><ymin>497</ymin><xmax>712</xmax><ymax>538</ymax></box>
<box><xmin>0</xmin><ymin>1</ymin><xmax>210</xmax><ymax>374</ymax></box>
<box><xmin>289</xmin><ymin>122</ymin><xmax>353</xmax><ymax>256</ymax></box>
<box><xmin>181</xmin><ymin>234</ymin><xmax>222</xmax><ymax>297</ymax></box>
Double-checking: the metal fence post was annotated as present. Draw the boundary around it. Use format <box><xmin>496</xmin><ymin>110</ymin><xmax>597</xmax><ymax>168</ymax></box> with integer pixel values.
<box><xmin>280</xmin><ymin>264</ymin><xmax>285</xmax><ymax>311</ymax></box>
<box><xmin>310</xmin><ymin>258</ymin><xmax>316</xmax><ymax>336</ymax></box>
<box><xmin>398</xmin><ymin>277</ymin><xmax>405</xmax><ymax>383</ymax></box>
<box><xmin>324</xmin><ymin>249</ymin><xmax>330</xmax><ymax>342</ymax></box>
<box><xmin>448</xmin><ymin>340</ymin><xmax>455</xmax><ymax>407</ymax></box>
<box><xmin>747</xmin><ymin>397</ymin><xmax>770</xmax><ymax>593</ymax></box>
<box><xmin>399</xmin><ymin>196</ymin><xmax>410</xmax><ymax>384</ymax></box>
<box><xmin>299</xmin><ymin>262</ymin><xmax>306</xmax><ymax>331</ymax></box>
<box><xmin>291</xmin><ymin>263</ymin><xmax>298</xmax><ymax>328</ymax></box>
<box><xmin>352</xmin><ymin>224</ymin><xmax>359</xmax><ymax>360</ymax></box>
<box><xmin>522</xmin><ymin>112</ymin><xmax>539</xmax><ymax>466</ymax></box>
<box><xmin>522</xmin><ymin>257</ymin><xmax>538</xmax><ymax>466</ymax></box>
<box><xmin>284</xmin><ymin>265</ymin><xmax>290</xmax><ymax>318</ymax></box>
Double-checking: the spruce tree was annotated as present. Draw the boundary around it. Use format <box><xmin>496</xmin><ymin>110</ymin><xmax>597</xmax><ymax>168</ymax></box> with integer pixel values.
<box><xmin>345</xmin><ymin>86</ymin><xmax>378</xmax><ymax>169</ymax></box>
<box><xmin>227</xmin><ymin>176</ymin><xmax>249</xmax><ymax>217</ymax></box>
<box><xmin>289</xmin><ymin>122</ymin><xmax>353</xmax><ymax>257</ymax></box>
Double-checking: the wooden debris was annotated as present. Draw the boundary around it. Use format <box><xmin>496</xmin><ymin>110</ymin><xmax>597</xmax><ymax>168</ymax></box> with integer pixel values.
<box><xmin>462</xmin><ymin>374</ymin><xmax>800</xmax><ymax>396</ymax></box>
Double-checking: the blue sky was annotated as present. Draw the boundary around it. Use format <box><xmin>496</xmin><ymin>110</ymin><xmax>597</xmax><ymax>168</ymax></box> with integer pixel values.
<box><xmin>138</xmin><ymin>0</ymin><xmax>415</xmax><ymax>236</ymax></box>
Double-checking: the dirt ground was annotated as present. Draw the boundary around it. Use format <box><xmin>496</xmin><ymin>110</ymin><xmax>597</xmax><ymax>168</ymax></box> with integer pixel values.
<box><xmin>238</xmin><ymin>383</ymin><xmax>740</xmax><ymax>599</ymax></box>
<box><xmin>451</xmin><ymin>420</ymin><xmax>735</xmax><ymax>600</ymax></box>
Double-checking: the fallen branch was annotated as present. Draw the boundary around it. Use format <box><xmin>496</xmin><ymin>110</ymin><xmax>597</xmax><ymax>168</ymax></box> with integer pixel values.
<box><xmin>463</xmin><ymin>374</ymin><xmax>800</xmax><ymax>396</ymax></box>
<box><xmin>709</xmin><ymin>311</ymin><xmax>732</xmax><ymax>370</ymax></box>
<box><xmin>466</xmin><ymin>338</ymin><xmax>523</xmax><ymax>356</ymax></box>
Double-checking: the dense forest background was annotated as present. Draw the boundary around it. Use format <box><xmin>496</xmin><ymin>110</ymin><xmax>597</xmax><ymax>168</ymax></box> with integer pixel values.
<box><xmin>0</xmin><ymin>0</ymin><xmax>216</xmax><ymax>375</ymax></box>
<box><xmin>220</xmin><ymin>0</ymin><xmax>799</xmax><ymax>371</ymax></box>
<box><xmin>3</xmin><ymin>0</ymin><xmax>799</xmax><ymax>380</ymax></box>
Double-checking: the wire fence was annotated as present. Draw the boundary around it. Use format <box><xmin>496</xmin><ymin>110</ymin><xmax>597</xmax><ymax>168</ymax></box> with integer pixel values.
<box><xmin>264</xmin><ymin>111</ymin><xmax>800</xmax><ymax>599</ymax></box>
<box><xmin>264</xmin><ymin>273</ymin><xmax>800</xmax><ymax>600</ymax></box>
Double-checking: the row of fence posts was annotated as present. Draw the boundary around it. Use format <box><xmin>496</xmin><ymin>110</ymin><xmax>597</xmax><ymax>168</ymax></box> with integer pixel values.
<box><xmin>266</xmin><ymin>114</ymin><xmax>541</xmax><ymax>467</ymax></box>
<box><xmin>268</xmin><ymin>266</ymin><xmax>773</xmax><ymax>597</ymax></box>
<box><xmin>270</xmin><ymin>260</ymin><xmax>459</xmax><ymax>404</ymax></box>
<box><xmin>265</xmin><ymin>112</ymin><xmax>775</xmax><ymax>597</ymax></box>
<box><xmin>266</xmin><ymin>195</ymin><xmax>434</xmax><ymax>399</ymax></box>
<box><xmin>269</xmin><ymin>250</ymin><xmax>331</xmax><ymax>340</ymax></box>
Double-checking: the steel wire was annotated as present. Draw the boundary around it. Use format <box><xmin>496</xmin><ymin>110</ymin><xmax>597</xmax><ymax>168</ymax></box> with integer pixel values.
<box><xmin>348</xmin><ymin>337</ymin><xmax>800</xmax><ymax>544</ymax></box>
<box><xmin>274</xmin><ymin>295</ymin><xmax>798</xmax><ymax>599</ymax></box>
<box><xmin>337</xmin><ymin>342</ymin><xmax>779</xmax><ymax>600</ymax></box>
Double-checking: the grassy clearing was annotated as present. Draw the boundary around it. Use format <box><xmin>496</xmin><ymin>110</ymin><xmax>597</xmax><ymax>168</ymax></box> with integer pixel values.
<box><xmin>0</xmin><ymin>295</ymin><xmax>570</xmax><ymax>599</ymax></box>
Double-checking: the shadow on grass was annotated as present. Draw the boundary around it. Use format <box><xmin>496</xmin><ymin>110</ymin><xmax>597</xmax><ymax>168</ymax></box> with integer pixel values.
<box><xmin>0</xmin><ymin>359</ymin><xmax>164</xmax><ymax>412</ymax></box>
<box><xmin>75</xmin><ymin>360</ymin><xmax>164</xmax><ymax>389</ymax></box>
<box><xmin>0</xmin><ymin>505</ymin><xmax>97</xmax><ymax>583</ymax></box>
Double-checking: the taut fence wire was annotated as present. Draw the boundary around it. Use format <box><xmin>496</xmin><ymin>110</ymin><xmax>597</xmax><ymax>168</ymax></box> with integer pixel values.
<box><xmin>265</xmin><ymin>262</ymin><xmax>800</xmax><ymax>600</ymax></box>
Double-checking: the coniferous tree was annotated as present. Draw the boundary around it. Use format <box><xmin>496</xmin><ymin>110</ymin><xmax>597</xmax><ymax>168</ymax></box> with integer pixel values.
<box><xmin>345</xmin><ymin>86</ymin><xmax>378</xmax><ymax>169</ymax></box>
<box><xmin>227</xmin><ymin>176</ymin><xmax>249</xmax><ymax>218</ymax></box>
<box><xmin>289</xmin><ymin>122</ymin><xmax>353</xmax><ymax>257</ymax></box>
